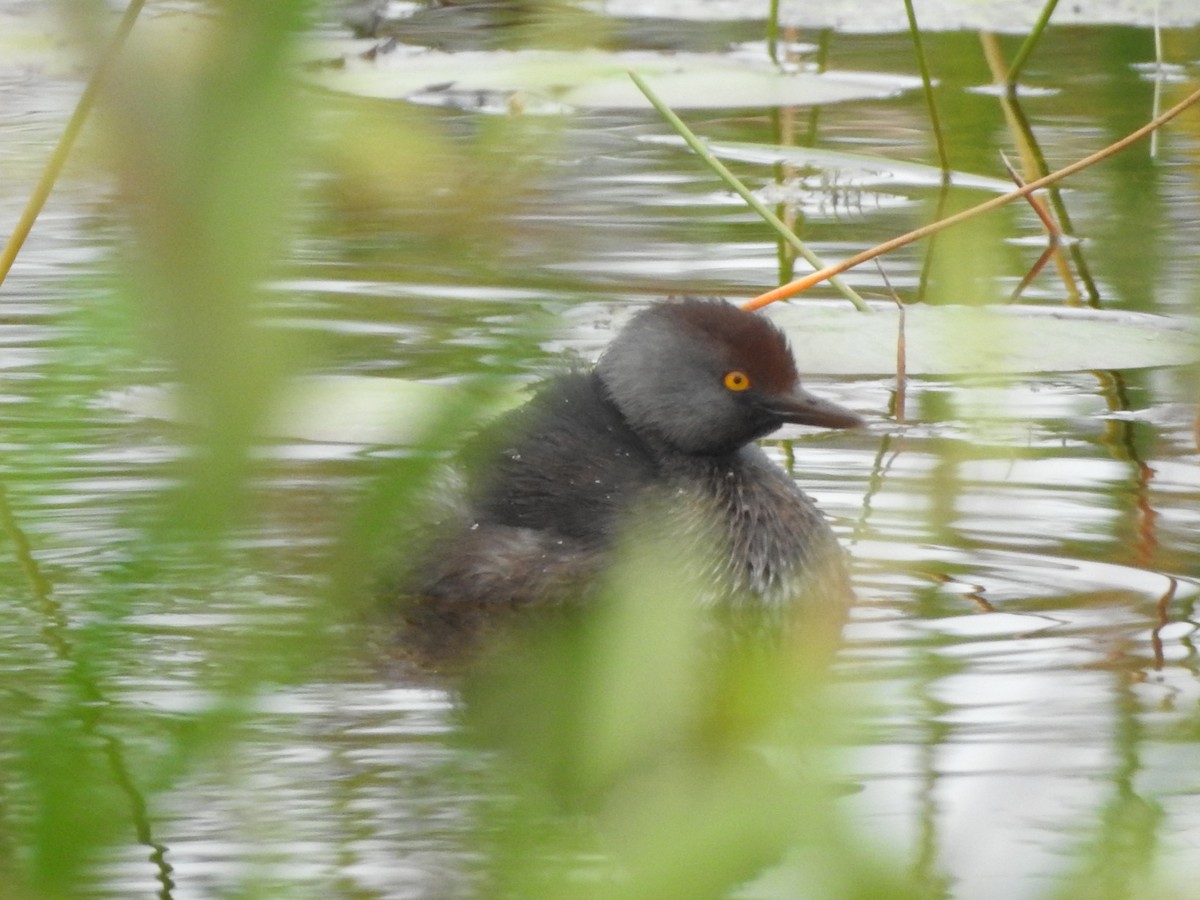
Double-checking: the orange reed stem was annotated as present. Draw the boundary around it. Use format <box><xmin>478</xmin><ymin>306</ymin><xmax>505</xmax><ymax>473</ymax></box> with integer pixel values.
<box><xmin>741</xmin><ymin>83</ymin><xmax>1200</xmax><ymax>311</ymax></box>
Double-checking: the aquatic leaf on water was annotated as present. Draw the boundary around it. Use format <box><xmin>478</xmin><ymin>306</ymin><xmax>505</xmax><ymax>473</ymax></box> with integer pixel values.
<box><xmin>112</xmin><ymin>305</ymin><xmax>1198</xmax><ymax>444</ymax></box>
<box><xmin>765</xmin><ymin>302</ymin><xmax>1200</xmax><ymax>376</ymax></box>
<box><xmin>587</xmin><ymin>0</ymin><xmax>1200</xmax><ymax>31</ymax></box>
<box><xmin>639</xmin><ymin>134</ymin><xmax>1016</xmax><ymax>192</ymax></box>
<box><xmin>309</xmin><ymin>46</ymin><xmax>921</xmax><ymax>111</ymax></box>
<box><xmin>555</xmin><ymin>303</ymin><xmax>1200</xmax><ymax>377</ymax></box>
<box><xmin>108</xmin><ymin>376</ymin><xmax>521</xmax><ymax>447</ymax></box>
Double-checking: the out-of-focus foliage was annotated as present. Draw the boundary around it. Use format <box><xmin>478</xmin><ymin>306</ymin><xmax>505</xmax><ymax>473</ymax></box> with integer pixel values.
<box><xmin>0</xmin><ymin>1</ymin><xmax>550</xmax><ymax>895</ymax></box>
<box><xmin>0</xmin><ymin>2</ymin><xmax>1197</xmax><ymax>898</ymax></box>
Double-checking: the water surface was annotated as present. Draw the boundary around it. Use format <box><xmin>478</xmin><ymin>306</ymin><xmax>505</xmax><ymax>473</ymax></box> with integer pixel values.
<box><xmin>1</xmin><ymin>3</ymin><xmax>1199</xmax><ymax>898</ymax></box>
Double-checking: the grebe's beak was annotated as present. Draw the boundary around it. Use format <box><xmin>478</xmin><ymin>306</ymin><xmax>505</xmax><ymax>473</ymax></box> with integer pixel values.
<box><xmin>766</xmin><ymin>385</ymin><xmax>864</xmax><ymax>430</ymax></box>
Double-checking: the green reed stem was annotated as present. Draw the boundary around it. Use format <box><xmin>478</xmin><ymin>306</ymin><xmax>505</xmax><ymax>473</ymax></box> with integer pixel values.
<box><xmin>0</xmin><ymin>481</ymin><xmax>52</xmax><ymax>605</ymax></box>
<box><xmin>766</xmin><ymin>0</ymin><xmax>781</xmax><ymax>65</ymax></box>
<box><xmin>903</xmin><ymin>0</ymin><xmax>950</xmax><ymax>173</ymax></box>
<box><xmin>1006</xmin><ymin>0</ymin><xmax>1060</xmax><ymax>83</ymax></box>
<box><xmin>628</xmin><ymin>69</ymin><xmax>869</xmax><ymax>312</ymax></box>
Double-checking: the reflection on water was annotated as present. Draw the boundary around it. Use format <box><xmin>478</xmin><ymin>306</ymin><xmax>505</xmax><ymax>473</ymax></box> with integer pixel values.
<box><xmin>1</xmin><ymin>4</ymin><xmax>1199</xmax><ymax>898</ymax></box>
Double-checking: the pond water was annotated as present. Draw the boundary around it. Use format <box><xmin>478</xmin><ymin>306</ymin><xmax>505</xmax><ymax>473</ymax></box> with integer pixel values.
<box><xmin>2</xmin><ymin>2</ymin><xmax>1200</xmax><ymax>898</ymax></box>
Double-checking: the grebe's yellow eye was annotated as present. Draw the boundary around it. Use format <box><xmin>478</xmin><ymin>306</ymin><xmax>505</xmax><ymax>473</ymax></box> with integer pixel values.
<box><xmin>723</xmin><ymin>370</ymin><xmax>751</xmax><ymax>392</ymax></box>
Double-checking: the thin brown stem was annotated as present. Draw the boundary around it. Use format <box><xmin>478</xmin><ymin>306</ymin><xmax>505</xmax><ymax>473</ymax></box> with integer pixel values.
<box><xmin>983</xmin><ymin>32</ymin><xmax>1091</xmax><ymax>303</ymax></box>
<box><xmin>875</xmin><ymin>261</ymin><xmax>907</xmax><ymax>424</ymax></box>
<box><xmin>1000</xmin><ymin>151</ymin><xmax>1061</xmax><ymax>301</ymax></box>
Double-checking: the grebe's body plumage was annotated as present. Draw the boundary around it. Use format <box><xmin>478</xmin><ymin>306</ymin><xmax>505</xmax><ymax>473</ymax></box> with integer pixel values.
<box><xmin>400</xmin><ymin>299</ymin><xmax>861</xmax><ymax>667</ymax></box>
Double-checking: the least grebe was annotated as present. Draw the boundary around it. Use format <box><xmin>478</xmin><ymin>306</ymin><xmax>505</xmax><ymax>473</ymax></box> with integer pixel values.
<box><xmin>399</xmin><ymin>297</ymin><xmax>863</xmax><ymax>669</ymax></box>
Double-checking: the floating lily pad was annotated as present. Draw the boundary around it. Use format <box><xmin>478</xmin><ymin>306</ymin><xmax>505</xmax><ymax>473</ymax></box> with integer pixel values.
<box><xmin>112</xmin><ymin>304</ymin><xmax>1198</xmax><ymax>445</ymax></box>
<box><xmin>310</xmin><ymin>46</ymin><xmax>921</xmax><ymax>111</ymax></box>
<box><xmin>589</xmin><ymin>0</ymin><xmax>1200</xmax><ymax>31</ymax></box>
<box><xmin>108</xmin><ymin>376</ymin><xmax>521</xmax><ymax>447</ymax></box>
<box><xmin>765</xmin><ymin>302</ymin><xmax>1200</xmax><ymax>376</ymax></box>
<box><xmin>640</xmin><ymin>135</ymin><xmax>1016</xmax><ymax>193</ymax></box>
